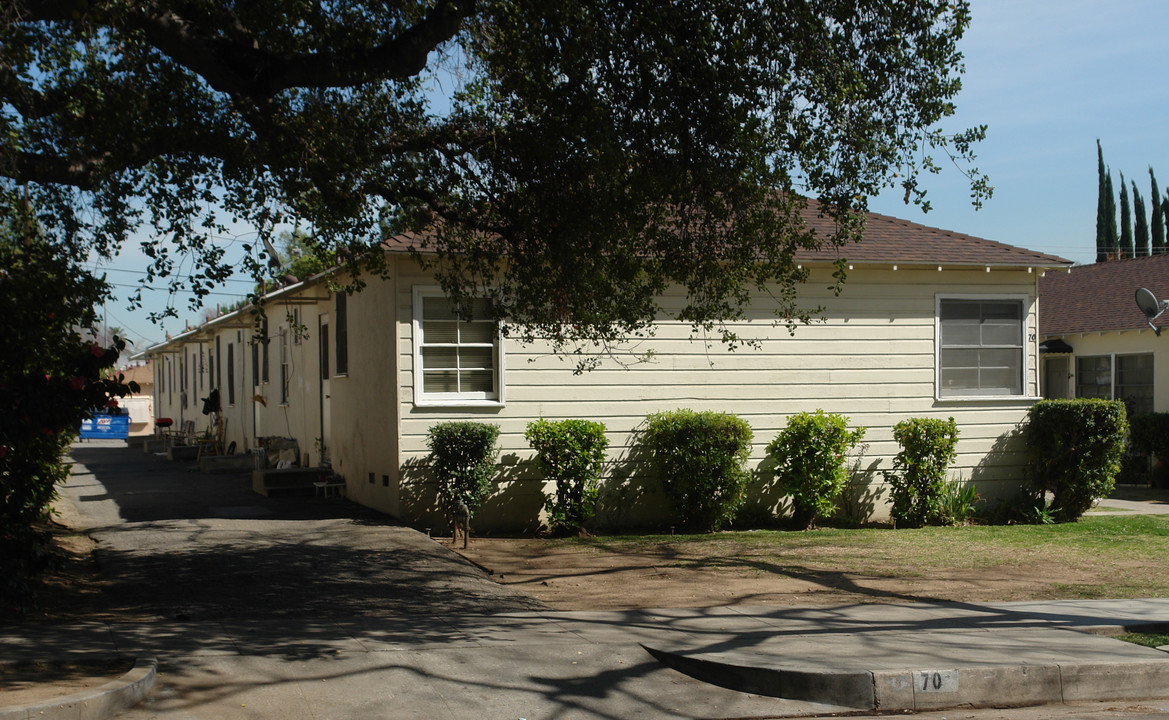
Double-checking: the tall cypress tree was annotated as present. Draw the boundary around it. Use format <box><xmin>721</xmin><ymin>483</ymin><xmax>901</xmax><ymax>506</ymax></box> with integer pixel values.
<box><xmin>1163</xmin><ymin>195</ymin><xmax>1169</xmax><ymax>248</ymax></box>
<box><xmin>1152</xmin><ymin>168</ymin><xmax>1165</xmax><ymax>254</ymax></box>
<box><xmin>1119</xmin><ymin>172</ymin><xmax>1133</xmax><ymax>258</ymax></box>
<box><xmin>1096</xmin><ymin>140</ymin><xmax>1110</xmax><ymax>262</ymax></box>
<box><xmin>1134</xmin><ymin>181</ymin><xmax>1150</xmax><ymax>257</ymax></box>
<box><xmin>1105</xmin><ymin>171</ymin><xmax>1119</xmax><ymax>257</ymax></box>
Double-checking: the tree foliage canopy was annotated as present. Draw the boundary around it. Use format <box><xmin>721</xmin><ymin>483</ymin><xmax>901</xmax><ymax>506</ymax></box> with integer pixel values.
<box><xmin>2</xmin><ymin>0</ymin><xmax>986</xmax><ymax>354</ymax></box>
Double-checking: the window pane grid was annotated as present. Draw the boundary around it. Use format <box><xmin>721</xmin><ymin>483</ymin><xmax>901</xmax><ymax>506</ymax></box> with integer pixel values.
<box><xmin>418</xmin><ymin>295</ymin><xmax>497</xmax><ymax>399</ymax></box>
<box><xmin>939</xmin><ymin>299</ymin><xmax>1024</xmax><ymax>397</ymax></box>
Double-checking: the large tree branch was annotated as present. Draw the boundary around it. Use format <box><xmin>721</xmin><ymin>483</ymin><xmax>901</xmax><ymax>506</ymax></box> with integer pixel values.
<box><xmin>24</xmin><ymin>0</ymin><xmax>473</xmax><ymax>101</ymax></box>
<box><xmin>0</xmin><ymin>128</ymin><xmax>239</xmax><ymax>189</ymax></box>
<box><xmin>0</xmin><ymin>148</ymin><xmax>109</xmax><ymax>190</ymax></box>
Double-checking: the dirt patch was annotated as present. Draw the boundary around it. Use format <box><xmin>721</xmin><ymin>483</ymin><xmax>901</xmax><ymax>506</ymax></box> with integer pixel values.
<box><xmin>0</xmin><ymin>658</ymin><xmax>132</xmax><ymax>707</ymax></box>
<box><xmin>453</xmin><ymin>536</ymin><xmax>1131</xmax><ymax>611</ymax></box>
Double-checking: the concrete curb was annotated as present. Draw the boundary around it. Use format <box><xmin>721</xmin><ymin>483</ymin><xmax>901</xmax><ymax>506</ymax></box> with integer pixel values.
<box><xmin>642</xmin><ymin>645</ymin><xmax>1169</xmax><ymax>712</ymax></box>
<box><xmin>0</xmin><ymin>657</ymin><xmax>157</xmax><ymax>720</ymax></box>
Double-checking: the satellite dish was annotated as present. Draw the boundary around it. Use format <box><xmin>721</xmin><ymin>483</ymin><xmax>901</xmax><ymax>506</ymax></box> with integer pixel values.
<box><xmin>1135</xmin><ymin>287</ymin><xmax>1169</xmax><ymax>336</ymax></box>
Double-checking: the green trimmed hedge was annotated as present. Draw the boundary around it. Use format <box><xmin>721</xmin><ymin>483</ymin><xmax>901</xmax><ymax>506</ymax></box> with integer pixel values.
<box><xmin>526</xmin><ymin>418</ymin><xmax>609</xmax><ymax>535</ymax></box>
<box><xmin>767</xmin><ymin>410</ymin><xmax>866</xmax><ymax>529</ymax></box>
<box><xmin>1026</xmin><ymin>398</ymin><xmax>1127</xmax><ymax>522</ymax></box>
<box><xmin>426</xmin><ymin>421</ymin><xmax>500</xmax><ymax>514</ymax></box>
<box><xmin>642</xmin><ymin>409</ymin><xmax>754</xmax><ymax>532</ymax></box>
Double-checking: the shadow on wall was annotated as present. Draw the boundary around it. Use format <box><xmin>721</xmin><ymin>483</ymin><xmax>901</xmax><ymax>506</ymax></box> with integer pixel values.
<box><xmin>970</xmin><ymin>421</ymin><xmax>1029</xmax><ymax>511</ymax></box>
<box><xmin>734</xmin><ymin>454</ymin><xmax>791</xmax><ymax>527</ymax></box>
<box><xmin>594</xmin><ymin>440</ymin><xmax>673</xmax><ymax>531</ymax></box>
<box><xmin>833</xmin><ymin>455</ymin><xmax>885</xmax><ymax>527</ymax></box>
<box><xmin>398</xmin><ymin>455</ymin><xmax>546</xmax><ymax>535</ymax></box>
<box><xmin>477</xmin><ymin>455</ymin><xmax>544</xmax><ymax>534</ymax></box>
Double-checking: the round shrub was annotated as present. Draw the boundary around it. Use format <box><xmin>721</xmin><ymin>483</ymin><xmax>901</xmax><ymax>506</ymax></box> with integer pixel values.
<box><xmin>426</xmin><ymin>421</ymin><xmax>501</xmax><ymax>513</ymax></box>
<box><xmin>1026</xmin><ymin>398</ymin><xmax>1127</xmax><ymax>522</ymax></box>
<box><xmin>526</xmin><ymin>418</ymin><xmax>609</xmax><ymax>535</ymax></box>
<box><xmin>641</xmin><ymin>409</ymin><xmax>754</xmax><ymax>532</ymax></box>
<box><xmin>767</xmin><ymin>410</ymin><xmax>865</xmax><ymax>529</ymax></box>
<box><xmin>884</xmin><ymin>416</ymin><xmax>959</xmax><ymax>528</ymax></box>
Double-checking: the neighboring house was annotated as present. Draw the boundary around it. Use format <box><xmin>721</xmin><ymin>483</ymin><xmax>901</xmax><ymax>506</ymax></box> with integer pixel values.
<box><xmin>1038</xmin><ymin>254</ymin><xmax>1169</xmax><ymax>417</ymax></box>
<box><xmin>144</xmin><ymin>210</ymin><xmax>1071</xmax><ymax>528</ymax></box>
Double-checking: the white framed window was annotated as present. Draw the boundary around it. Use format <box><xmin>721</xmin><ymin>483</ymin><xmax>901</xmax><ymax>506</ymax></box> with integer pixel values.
<box><xmin>936</xmin><ymin>295</ymin><xmax>1029</xmax><ymax>398</ymax></box>
<box><xmin>412</xmin><ymin>287</ymin><xmax>504</xmax><ymax>407</ymax></box>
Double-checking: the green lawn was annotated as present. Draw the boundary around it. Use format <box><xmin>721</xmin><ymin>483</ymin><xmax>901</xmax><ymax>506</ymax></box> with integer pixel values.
<box><xmin>556</xmin><ymin>515</ymin><xmax>1169</xmax><ymax>600</ymax></box>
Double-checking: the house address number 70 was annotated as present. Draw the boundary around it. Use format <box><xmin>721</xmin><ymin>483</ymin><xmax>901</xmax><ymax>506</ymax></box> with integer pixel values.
<box><xmin>916</xmin><ymin>670</ymin><xmax>959</xmax><ymax>693</ymax></box>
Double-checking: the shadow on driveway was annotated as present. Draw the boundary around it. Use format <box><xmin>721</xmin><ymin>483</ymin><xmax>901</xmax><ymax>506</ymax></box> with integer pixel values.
<box><xmin>51</xmin><ymin>441</ymin><xmax>545</xmax><ymax>623</ymax></box>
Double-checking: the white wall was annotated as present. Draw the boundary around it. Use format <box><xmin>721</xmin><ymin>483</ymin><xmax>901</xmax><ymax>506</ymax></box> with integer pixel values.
<box><xmin>393</xmin><ymin>260</ymin><xmax>1044</xmax><ymax>530</ymax></box>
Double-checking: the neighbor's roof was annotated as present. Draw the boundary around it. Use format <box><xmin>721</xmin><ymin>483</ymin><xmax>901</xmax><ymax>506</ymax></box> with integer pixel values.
<box><xmin>383</xmin><ymin>211</ymin><xmax>1071</xmax><ymax>269</ymax></box>
<box><xmin>1039</xmin><ymin>254</ymin><xmax>1169</xmax><ymax>336</ymax></box>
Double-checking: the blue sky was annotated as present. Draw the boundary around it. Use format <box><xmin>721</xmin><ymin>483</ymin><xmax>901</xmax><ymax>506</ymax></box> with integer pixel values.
<box><xmin>870</xmin><ymin>0</ymin><xmax>1169</xmax><ymax>261</ymax></box>
<box><xmin>104</xmin><ymin>0</ymin><xmax>1169</xmax><ymax>350</ymax></box>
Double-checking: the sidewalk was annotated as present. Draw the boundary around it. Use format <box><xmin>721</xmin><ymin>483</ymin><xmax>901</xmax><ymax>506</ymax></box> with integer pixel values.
<box><xmin>4</xmin><ymin>598</ymin><xmax>1169</xmax><ymax>718</ymax></box>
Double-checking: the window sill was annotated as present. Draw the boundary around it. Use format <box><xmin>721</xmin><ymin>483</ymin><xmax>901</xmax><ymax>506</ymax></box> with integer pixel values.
<box><xmin>935</xmin><ymin>395</ymin><xmax>1042</xmax><ymax>403</ymax></box>
<box><xmin>414</xmin><ymin>398</ymin><xmax>505</xmax><ymax>409</ymax></box>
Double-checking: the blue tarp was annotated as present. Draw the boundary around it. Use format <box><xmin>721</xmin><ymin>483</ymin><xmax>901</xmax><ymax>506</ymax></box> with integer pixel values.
<box><xmin>80</xmin><ymin>412</ymin><xmax>130</xmax><ymax>440</ymax></box>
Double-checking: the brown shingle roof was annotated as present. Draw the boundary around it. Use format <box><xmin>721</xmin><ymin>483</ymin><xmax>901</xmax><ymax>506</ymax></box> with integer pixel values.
<box><xmin>797</xmin><ymin>209</ymin><xmax>1071</xmax><ymax>267</ymax></box>
<box><xmin>1039</xmin><ymin>254</ymin><xmax>1169</xmax><ymax>335</ymax></box>
<box><xmin>382</xmin><ymin>209</ymin><xmax>1072</xmax><ymax>268</ymax></box>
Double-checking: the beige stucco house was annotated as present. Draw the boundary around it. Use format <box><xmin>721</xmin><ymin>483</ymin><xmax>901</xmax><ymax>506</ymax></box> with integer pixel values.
<box><xmin>1039</xmin><ymin>254</ymin><xmax>1169</xmax><ymax>416</ymax></box>
<box><xmin>145</xmin><ymin>210</ymin><xmax>1071</xmax><ymax>529</ymax></box>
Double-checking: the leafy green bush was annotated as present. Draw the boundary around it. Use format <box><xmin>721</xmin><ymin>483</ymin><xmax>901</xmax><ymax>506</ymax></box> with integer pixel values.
<box><xmin>1026</xmin><ymin>399</ymin><xmax>1127</xmax><ymax>522</ymax></box>
<box><xmin>426</xmin><ymin>421</ymin><xmax>500</xmax><ymax>514</ymax></box>
<box><xmin>938</xmin><ymin>481</ymin><xmax>980</xmax><ymax>525</ymax></box>
<box><xmin>884</xmin><ymin>417</ymin><xmax>959</xmax><ymax>528</ymax></box>
<box><xmin>1</xmin><ymin>225</ymin><xmax>137</xmax><ymax>608</ymax></box>
<box><xmin>766</xmin><ymin>411</ymin><xmax>865</xmax><ymax>529</ymax></box>
<box><xmin>642</xmin><ymin>409</ymin><xmax>754</xmax><ymax>532</ymax></box>
<box><xmin>1128</xmin><ymin>412</ymin><xmax>1169</xmax><ymax>465</ymax></box>
<box><xmin>526</xmin><ymin>418</ymin><xmax>609</xmax><ymax>535</ymax></box>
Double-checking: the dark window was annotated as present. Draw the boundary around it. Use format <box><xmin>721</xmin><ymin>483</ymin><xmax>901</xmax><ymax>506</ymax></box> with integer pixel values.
<box><xmin>227</xmin><ymin>343</ymin><xmax>235</xmax><ymax>405</ymax></box>
<box><xmin>280</xmin><ymin>328</ymin><xmax>290</xmax><ymax>404</ymax></box>
<box><xmin>252</xmin><ymin>341</ymin><xmax>259</xmax><ymax>387</ymax></box>
<box><xmin>335</xmin><ymin>292</ymin><xmax>348</xmax><ymax>375</ymax></box>
<box><xmin>261</xmin><ymin>318</ymin><xmax>270</xmax><ymax>383</ymax></box>
<box><xmin>1117</xmin><ymin>354</ymin><xmax>1154</xmax><ymax>416</ymax></box>
<box><xmin>320</xmin><ymin>323</ymin><xmax>330</xmax><ymax>379</ymax></box>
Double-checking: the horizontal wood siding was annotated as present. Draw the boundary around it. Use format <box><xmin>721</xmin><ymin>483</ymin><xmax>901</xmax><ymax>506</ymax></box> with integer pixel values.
<box><xmin>396</xmin><ymin>261</ymin><xmax>1041</xmax><ymax>529</ymax></box>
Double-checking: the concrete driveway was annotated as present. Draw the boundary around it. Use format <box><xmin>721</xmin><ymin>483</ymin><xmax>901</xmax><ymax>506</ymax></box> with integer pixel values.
<box><xmin>59</xmin><ymin>440</ymin><xmax>545</xmax><ymax>621</ymax></box>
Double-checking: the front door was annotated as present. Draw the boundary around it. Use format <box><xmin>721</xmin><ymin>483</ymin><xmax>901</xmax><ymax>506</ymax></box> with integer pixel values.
<box><xmin>1042</xmin><ymin>356</ymin><xmax>1071</xmax><ymax>399</ymax></box>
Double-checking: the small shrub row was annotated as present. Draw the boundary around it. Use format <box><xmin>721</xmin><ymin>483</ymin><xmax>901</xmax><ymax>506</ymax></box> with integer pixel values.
<box><xmin>426</xmin><ymin>398</ymin><xmax>1129</xmax><ymax>533</ymax></box>
<box><xmin>426</xmin><ymin>418</ymin><xmax>609</xmax><ymax>535</ymax></box>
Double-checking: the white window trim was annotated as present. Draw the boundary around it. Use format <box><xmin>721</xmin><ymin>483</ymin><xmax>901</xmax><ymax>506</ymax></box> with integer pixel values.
<box><xmin>412</xmin><ymin>286</ymin><xmax>506</xmax><ymax>408</ymax></box>
<box><xmin>935</xmin><ymin>293</ymin><xmax>1037</xmax><ymax>401</ymax></box>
